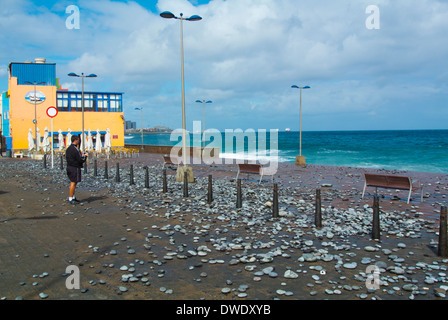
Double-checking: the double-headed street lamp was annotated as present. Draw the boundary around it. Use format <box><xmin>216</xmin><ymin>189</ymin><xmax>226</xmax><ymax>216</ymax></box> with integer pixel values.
<box><xmin>291</xmin><ymin>85</ymin><xmax>310</xmax><ymax>166</ymax></box>
<box><xmin>135</xmin><ymin>107</ymin><xmax>144</xmax><ymax>151</ymax></box>
<box><xmin>195</xmin><ymin>100</ymin><xmax>212</xmax><ymax>150</ymax></box>
<box><xmin>160</xmin><ymin>11</ymin><xmax>202</xmax><ymax>170</ymax></box>
<box><xmin>24</xmin><ymin>81</ymin><xmax>46</xmax><ymax>157</ymax></box>
<box><xmin>68</xmin><ymin>72</ymin><xmax>97</xmax><ymax>152</ymax></box>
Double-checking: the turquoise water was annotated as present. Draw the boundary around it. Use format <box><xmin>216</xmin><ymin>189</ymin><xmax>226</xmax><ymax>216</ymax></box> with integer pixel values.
<box><xmin>125</xmin><ymin>130</ymin><xmax>448</xmax><ymax>173</ymax></box>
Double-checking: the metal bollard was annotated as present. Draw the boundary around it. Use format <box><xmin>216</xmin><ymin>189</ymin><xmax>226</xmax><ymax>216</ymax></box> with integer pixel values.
<box><xmin>60</xmin><ymin>155</ymin><xmax>64</xmax><ymax>171</ymax></box>
<box><xmin>43</xmin><ymin>154</ymin><xmax>47</xmax><ymax>169</ymax></box>
<box><xmin>104</xmin><ymin>161</ymin><xmax>109</xmax><ymax>179</ymax></box>
<box><xmin>372</xmin><ymin>195</ymin><xmax>380</xmax><ymax>240</ymax></box>
<box><xmin>162</xmin><ymin>168</ymin><xmax>167</xmax><ymax>193</ymax></box>
<box><xmin>144</xmin><ymin>166</ymin><xmax>149</xmax><ymax>189</ymax></box>
<box><xmin>84</xmin><ymin>161</ymin><xmax>88</xmax><ymax>174</ymax></box>
<box><xmin>115</xmin><ymin>163</ymin><xmax>120</xmax><ymax>183</ymax></box>
<box><xmin>94</xmin><ymin>160</ymin><xmax>98</xmax><ymax>177</ymax></box>
<box><xmin>183</xmin><ymin>173</ymin><xmax>189</xmax><ymax>197</ymax></box>
<box><xmin>130</xmin><ymin>164</ymin><xmax>135</xmax><ymax>185</ymax></box>
<box><xmin>315</xmin><ymin>189</ymin><xmax>322</xmax><ymax>228</ymax></box>
<box><xmin>236</xmin><ymin>179</ymin><xmax>242</xmax><ymax>209</ymax></box>
<box><xmin>273</xmin><ymin>183</ymin><xmax>279</xmax><ymax>218</ymax></box>
<box><xmin>207</xmin><ymin>175</ymin><xmax>213</xmax><ymax>204</ymax></box>
<box><xmin>438</xmin><ymin>206</ymin><xmax>448</xmax><ymax>257</ymax></box>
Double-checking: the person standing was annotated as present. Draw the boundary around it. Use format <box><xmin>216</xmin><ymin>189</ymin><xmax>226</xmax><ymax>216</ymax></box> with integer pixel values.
<box><xmin>65</xmin><ymin>135</ymin><xmax>88</xmax><ymax>204</ymax></box>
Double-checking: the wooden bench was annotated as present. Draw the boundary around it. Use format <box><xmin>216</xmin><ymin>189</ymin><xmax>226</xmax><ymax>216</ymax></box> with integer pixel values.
<box><xmin>163</xmin><ymin>155</ymin><xmax>180</xmax><ymax>170</ymax></box>
<box><xmin>236</xmin><ymin>163</ymin><xmax>275</xmax><ymax>184</ymax></box>
<box><xmin>362</xmin><ymin>173</ymin><xmax>423</xmax><ymax>204</ymax></box>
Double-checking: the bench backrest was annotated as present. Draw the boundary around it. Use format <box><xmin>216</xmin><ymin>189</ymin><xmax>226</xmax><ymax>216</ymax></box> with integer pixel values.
<box><xmin>364</xmin><ymin>173</ymin><xmax>411</xmax><ymax>190</ymax></box>
<box><xmin>238</xmin><ymin>163</ymin><xmax>261</xmax><ymax>174</ymax></box>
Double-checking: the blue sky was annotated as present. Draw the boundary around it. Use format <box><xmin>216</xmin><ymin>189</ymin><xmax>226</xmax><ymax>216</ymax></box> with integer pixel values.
<box><xmin>1</xmin><ymin>0</ymin><xmax>447</xmax><ymax>132</ymax></box>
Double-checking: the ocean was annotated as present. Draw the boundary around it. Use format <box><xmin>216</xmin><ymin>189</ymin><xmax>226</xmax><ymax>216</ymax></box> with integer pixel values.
<box><xmin>125</xmin><ymin>130</ymin><xmax>448</xmax><ymax>174</ymax></box>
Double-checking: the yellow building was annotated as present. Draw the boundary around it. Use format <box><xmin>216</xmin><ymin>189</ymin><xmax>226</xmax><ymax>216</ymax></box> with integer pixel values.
<box><xmin>2</xmin><ymin>59</ymin><xmax>125</xmax><ymax>153</ymax></box>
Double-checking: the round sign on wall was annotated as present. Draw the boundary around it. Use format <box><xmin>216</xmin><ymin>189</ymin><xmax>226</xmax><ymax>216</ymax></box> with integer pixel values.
<box><xmin>46</xmin><ymin>106</ymin><xmax>58</xmax><ymax>118</ymax></box>
<box><xmin>25</xmin><ymin>90</ymin><xmax>46</xmax><ymax>104</ymax></box>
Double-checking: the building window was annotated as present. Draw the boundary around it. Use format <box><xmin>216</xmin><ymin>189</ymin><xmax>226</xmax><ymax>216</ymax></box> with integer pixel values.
<box><xmin>57</xmin><ymin>91</ymin><xmax>122</xmax><ymax>113</ymax></box>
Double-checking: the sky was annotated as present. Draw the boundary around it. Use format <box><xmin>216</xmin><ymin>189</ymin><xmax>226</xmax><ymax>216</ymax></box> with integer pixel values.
<box><xmin>0</xmin><ymin>0</ymin><xmax>447</xmax><ymax>132</ymax></box>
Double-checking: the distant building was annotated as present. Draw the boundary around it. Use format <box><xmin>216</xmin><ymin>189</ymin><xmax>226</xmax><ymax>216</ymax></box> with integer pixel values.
<box><xmin>154</xmin><ymin>126</ymin><xmax>170</xmax><ymax>132</ymax></box>
<box><xmin>125</xmin><ymin>121</ymin><xmax>136</xmax><ymax>130</ymax></box>
<box><xmin>1</xmin><ymin>59</ymin><xmax>125</xmax><ymax>151</ymax></box>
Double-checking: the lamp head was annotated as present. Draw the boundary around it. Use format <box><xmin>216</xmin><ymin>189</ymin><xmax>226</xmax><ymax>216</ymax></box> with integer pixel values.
<box><xmin>68</xmin><ymin>73</ymin><xmax>79</xmax><ymax>77</ymax></box>
<box><xmin>187</xmin><ymin>15</ymin><xmax>202</xmax><ymax>21</ymax></box>
<box><xmin>87</xmin><ymin>74</ymin><xmax>97</xmax><ymax>78</ymax></box>
<box><xmin>160</xmin><ymin>11</ymin><xmax>175</xmax><ymax>19</ymax></box>
<box><xmin>292</xmin><ymin>85</ymin><xmax>311</xmax><ymax>89</ymax></box>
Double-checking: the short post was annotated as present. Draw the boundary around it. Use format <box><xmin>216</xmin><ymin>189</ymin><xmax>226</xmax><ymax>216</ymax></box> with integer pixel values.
<box><xmin>273</xmin><ymin>183</ymin><xmax>279</xmax><ymax>218</ymax></box>
<box><xmin>60</xmin><ymin>155</ymin><xmax>64</xmax><ymax>171</ymax></box>
<box><xmin>207</xmin><ymin>175</ymin><xmax>213</xmax><ymax>204</ymax></box>
<box><xmin>438</xmin><ymin>206</ymin><xmax>448</xmax><ymax>257</ymax></box>
<box><xmin>43</xmin><ymin>154</ymin><xmax>47</xmax><ymax>169</ymax></box>
<box><xmin>130</xmin><ymin>164</ymin><xmax>135</xmax><ymax>185</ymax></box>
<box><xmin>183</xmin><ymin>172</ymin><xmax>189</xmax><ymax>197</ymax></box>
<box><xmin>372</xmin><ymin>195</ymin><xmax>380</xmax><ymax>240</ymax></box>
<box><xmin>115</xmin><ymin>163</ymin><xmax>120</xmax><ymax>183</ymax></box>
<box><xmin>315</xmin><ymin>189</ymin><xmax>322</xmax><ymax>228</ymax></box>
<box><xmin>94</xmin><ymin>159</ymin><xmax>98</xmax><ymax>177</ymax></box>
<box><xmin>162</xmin><ymin>168</ymin><xmax>167</xmax><ymax>193</ymax></box>
<box><xmin>104</xmin><ymin>161</ymin><xmax>109</xmax><ymax>179</ymax></box>
<box><xmin>236</xmin><ymin>179</ymin><xmax>242</xmax><ymax>209</ymax></box>
<box><xmin>84</xmin><ymin>161</ymin><xmax>88</xmax><ymax>174</ymax></box>
<box><xmin>144</xmin><ymin>166</ymin><xmax>149</xmax><ymax>189</ymax></box>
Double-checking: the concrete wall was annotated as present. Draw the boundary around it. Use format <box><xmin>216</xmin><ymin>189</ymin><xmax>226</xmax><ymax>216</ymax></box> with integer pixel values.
<box><xmin>126</xmin><ymin>144</ymin><xmax>219</xmax><ymax>158</ymax></box>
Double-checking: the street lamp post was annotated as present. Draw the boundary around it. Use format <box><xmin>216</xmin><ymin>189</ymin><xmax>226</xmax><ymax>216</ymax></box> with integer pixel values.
<box><xmin>135</xmin><ymin>107</ymin><xmax>144</xmax><ymax>151</ymax></box>
<box><xmin>291</xmin><ymin>85</ymin><xmax>310</xmax><ymax>166</ymax></box>
<box><xmin>161</xmin><ymin>11</ymin><xmax>202</xmax><ymax>181</ymax></box>
<box><xmin>68</xmin><ymin>72</ymin><xmax>97</xmax><ymax>152</ymax></box>
<box><xmin>195</xmin><ymin>100</ymin><xmax>212</xmax><ymax>150</ymax></box>
<box><xmin>24</xmin><ymin>81</ymin><xmax>46</xmax><ymax>158</ymax></box>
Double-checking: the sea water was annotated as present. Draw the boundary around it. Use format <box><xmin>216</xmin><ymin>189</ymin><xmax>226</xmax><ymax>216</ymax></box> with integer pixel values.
<box><xmin>124</xmin><ymin>130</ymin><xmax>448</xmax><ymax>174</ymax></box>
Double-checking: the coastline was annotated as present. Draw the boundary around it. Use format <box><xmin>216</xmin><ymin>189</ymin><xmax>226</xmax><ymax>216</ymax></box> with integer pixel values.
<box><xmin>1</xmin><ymin>154</ymin><xmax>447</xmax><ymax>301</ymax></box>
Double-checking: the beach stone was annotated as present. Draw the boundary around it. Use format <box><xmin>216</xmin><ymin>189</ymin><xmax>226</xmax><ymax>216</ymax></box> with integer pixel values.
<box><xmin>262</xmin><ymin>267</ymin><xmax>274</xmax><ymax>274</ymax></box>
<box><xmin>300</xmin><ymin>253</ymin><xmax>317</xmax><ymax>262</ymax></box>
<box><xmin>118</xmin><ymin>286</ymin><xmax>128</xmax><ymax>292</ymax></box>
<box><xmin>389</xmin><ymin>266</ymin><xmax>405</xmax><ymax>275</ymax></box>
<box><xmin>343</xmin><ymin>262</ymin><xmax>357</xmax><ymax>269</ymax></box>
<box><xmin>284</xmin><ymin>270</ymin><xmax>299</xmax><ymax>279</ymax></box>
<box><xmin>276</xmin><ymin>289</ymin><xmax>285</xmax><ymax>295</ymax></box>
<box><xmin>304</xmin><ymin>240</ymin><xmax>313</xmax><ymax>246</ymax></box>
<box><xmin>39</xmin><ymin>292</ymin><xmax>48</xmax><ymax>299</ymax></box>
<box><xmin>221</xmin><ymin>288</ymin><xmax>231</xmax><ymax>294</ymax></box>
<box><xmin>361</xmin><ymin>257</ymin><xmax>372</xmax><ymax>265</ymax></box>
<box><xmin>403</xmin><ymin>284</ymin><xmax>418</xmax><ymax>292</ymax></box>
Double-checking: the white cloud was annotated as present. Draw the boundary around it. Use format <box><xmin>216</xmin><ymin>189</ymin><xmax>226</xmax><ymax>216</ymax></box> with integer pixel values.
<box><xmin>1</xmin><ymin>0</ymin><xmax>448</xmax><ymax>130</ymax></box>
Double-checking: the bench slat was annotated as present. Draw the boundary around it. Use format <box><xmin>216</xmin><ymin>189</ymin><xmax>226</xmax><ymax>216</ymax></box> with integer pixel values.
<box><xmin>363</xmin><ymin>173</ymin><xmax>423</xmax><ymax>204</ymax></box>
<box><xmin>236</xmin><ymin>163</ymin><xmax>274</xmax><ymax>184</ymax></box>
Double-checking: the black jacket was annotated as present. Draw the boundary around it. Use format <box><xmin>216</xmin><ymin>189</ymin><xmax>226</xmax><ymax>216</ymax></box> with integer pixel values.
<box><xmin>66</xmin><ymin>144</ymin><xmax>86</xmax><ymax>168</ymax></box>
